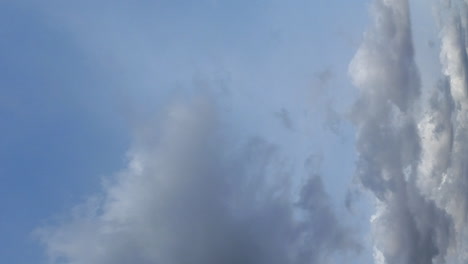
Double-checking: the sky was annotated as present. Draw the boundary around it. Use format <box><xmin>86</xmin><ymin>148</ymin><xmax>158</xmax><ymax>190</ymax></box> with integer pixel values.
<box><xmin>2</xmin><ymin>0</ymin><xmax>468</xmax><ymax>263</ymax></box>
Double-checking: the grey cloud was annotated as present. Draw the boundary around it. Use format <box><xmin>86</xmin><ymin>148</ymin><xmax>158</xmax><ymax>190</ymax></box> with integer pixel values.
<box><xmin>310</xmin><ymin>68</ymin><xmax>334</xmax><ymax>102</ymax></box>
<box><xmin>316</xmin><ymin>68</ymin><xmax>333</xmax><ymax>88</ymax></box>
<box><xmin>36</xmin><ymin>97</ymin><xmax>358</xmax><ymax>264</ymax></box>
<box><xmin>349</xmin><ymin>0</ymin><xmax>454</xmax><ymax>263</ymax></box>
<box><xmin>416</xmin><ymin>1</ymin><xmax>468</xmax><ymax>262</ymax></box>
<box><xmin>349</xmin><ymin>0</ymin><xmax>420</xmax><ymax>112</ymax></box>
<box><xmin>274</xmin><ymin>108</ymin><xmax>294</xmax><ymax>130</ymax></box>
<box><xmin>344</xmin><ymin>188</ymin><xmax>361</xmax><ymax>213</ymax></box>
<box><xmin>323</xmin><ymin>102</ymin><xmax>343</xmax><ymax>138</ymax></box>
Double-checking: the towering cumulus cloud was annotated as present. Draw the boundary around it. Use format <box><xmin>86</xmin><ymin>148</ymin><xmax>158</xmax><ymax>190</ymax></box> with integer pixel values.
<box><xmin>36</xmin><ymin>97</ymin><xmax>358</xmax><ymax>264</ymax></box>
<box><xmin>349</xmin><ymin>0</ymin><xmax>454</xmax><ymax>263</ymax></box>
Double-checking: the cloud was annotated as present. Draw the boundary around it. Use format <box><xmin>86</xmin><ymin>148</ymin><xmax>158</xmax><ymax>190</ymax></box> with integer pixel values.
<box><xmin>36</xmin><ymin>96</ymin><xmax>359</xmax><ymax>264</ymax></box>
<box><xmin>323</xmin><ymin>102</ymin><xmax>343</xmax><ymax>138</ymax></box>
<box><xmin>316</xmin><ymin>68</ymin><xmax>333</xmax><ymax>89</ymax></box>
<box><xmin>274</xmin><ymin>108</ymin><xmax>294</xmax><ymax>130</ymax></box>
<box><xmin>417</xmin><ymin>1</ymin><xmax>468</xmax><ymax>262</ymax></box>
<box><xmin>309</xmin><ymin>68</ymin><xmax>334</xmax><ymax>104</ymax></box>
<box><xmin>349</xmin><ymin>0</ymin><xmax>455</xmax><ymax>263</ymax></box>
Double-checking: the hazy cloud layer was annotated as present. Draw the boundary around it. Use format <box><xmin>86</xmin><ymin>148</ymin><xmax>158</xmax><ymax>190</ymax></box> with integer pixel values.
<box><xmin>37</xmin><ymin>97</ymin><xmax>359</xmax><ymax>264</ymax></box>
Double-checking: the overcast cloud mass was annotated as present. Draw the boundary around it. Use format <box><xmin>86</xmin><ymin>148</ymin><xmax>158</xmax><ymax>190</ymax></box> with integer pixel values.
<box><xmin>5</xmin><ymin>0</ymin><xmax>468</xmax><ymax>263</ymax></box>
